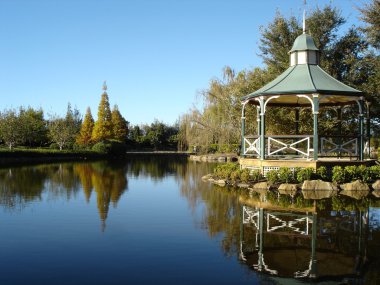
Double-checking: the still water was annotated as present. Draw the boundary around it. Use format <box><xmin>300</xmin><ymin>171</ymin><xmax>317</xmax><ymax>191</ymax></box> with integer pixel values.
<box><xmin>0</xmin><ymin>157</ymin><xmax>379</xmax><ymax>285</ymax></box>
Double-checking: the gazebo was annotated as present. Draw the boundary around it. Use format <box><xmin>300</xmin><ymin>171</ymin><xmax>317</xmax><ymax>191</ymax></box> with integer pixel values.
<box><xmin>240</xmin><ymin>29</ymin><xmax>372</xmax><ymax>173</ymax></box>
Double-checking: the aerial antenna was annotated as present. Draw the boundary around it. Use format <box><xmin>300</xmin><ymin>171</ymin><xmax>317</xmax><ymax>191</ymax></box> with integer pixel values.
<box><xmin>303</xmin><ymin>0</ymin><xmax>307</xmax><ymax>34</ymax></box>
<box><xmin>102</xmin><ymin>80</ymin><xmax>107</xmax><ymax>91</ymax></box>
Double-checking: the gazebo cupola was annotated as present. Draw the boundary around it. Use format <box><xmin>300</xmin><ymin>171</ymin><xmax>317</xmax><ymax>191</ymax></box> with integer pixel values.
<box><xmin>289</xmin><ymin>33</ymin><xmax>319</xmax><ymax>66</ymax></box>
<box><xmin>240</xmin><ymin>14</ymin><xmax>366</xmax><ymax>169</ymax></box>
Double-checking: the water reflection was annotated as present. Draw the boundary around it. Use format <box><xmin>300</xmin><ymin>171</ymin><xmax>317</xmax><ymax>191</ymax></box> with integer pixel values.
<box><xmin>238</xmin><ymin>190</ymin><xmax>380</xmax><ymax>283</ymax></box>
<box><xmin>0</xmin><ymin>159</ymin><xmax>380</xmax><ymax>284</ymax></box>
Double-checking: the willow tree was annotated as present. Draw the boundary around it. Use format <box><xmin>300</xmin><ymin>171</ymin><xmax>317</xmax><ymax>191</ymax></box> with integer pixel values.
<box><xmin>92</xmin><ymin>82</ymin><xmax>113</xmax><ymax>142</ymax></box>
<box><xmin>111</xmin><ymin>105</ymin><xmax>128</xmax><ymax>142</ymax></box>
<box><xmin>76</xmin><ymin>107</ymin><xmax>94</xmax><ymax>146</ymax></box>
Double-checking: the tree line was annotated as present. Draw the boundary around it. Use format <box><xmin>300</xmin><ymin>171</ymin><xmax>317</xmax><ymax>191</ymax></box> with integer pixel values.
<box><xmin>0</xmin><ymin>83</ymin><xmax>179</xmax><ymax>151</ymax></box>
<box><xmin>178</xmin><ymin>1</ymin><xmax>380</xmax><ymax>154</ymax></box>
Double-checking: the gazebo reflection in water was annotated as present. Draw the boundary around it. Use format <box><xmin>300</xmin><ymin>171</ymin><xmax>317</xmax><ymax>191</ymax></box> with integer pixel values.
<box><xmin>239</xmin><ymin>204</ymin><xmax>371</xmax><ymax>282</ymax></box>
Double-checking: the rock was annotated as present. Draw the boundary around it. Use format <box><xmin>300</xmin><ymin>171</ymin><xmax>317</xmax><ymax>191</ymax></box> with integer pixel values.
<box><xmin>214</xmin><ymin>179</ymin><xmax>226</xmax><ymax>187</ymax></box>
<box><xmin>202</xmin><ymin>174</ymin><xmax>213</xmax><ymax>181</ymax></box>
<box><xmin>302</xmin><ymin>180</ymin><xmax>338</xmax><ymax>200</ymax></box>
<box><xmin>237</xmin><ymin>183</ymin><xmax>250</xmax><ymax>188</ymax></box>
<box><xmin>372</xmin><ymin>180</ymin><xmax>380</xmax><ymax>191</ymax></box>
<box><xmin>278</xmin><ymin>183</ymin><xmax>298</xmax><ymax>197</ymax></box>
<box><xmin>340</xmin><ymin>180</ymin><xmax>370</xmax><ymax>200</ymax></box>
<box><xmin>252</xmin><ymin>181</ymin><xmax>270</xmax><ymax>191</ymax></box>
<box><xmin>218</xmin><ymin>156</ymin><xmax>227</xmax><ymax>162</ymax></box>
<box><xmin>372</xmin><ymin>189</ymin><xmax>380</xmax><ymax>198</ymax></box>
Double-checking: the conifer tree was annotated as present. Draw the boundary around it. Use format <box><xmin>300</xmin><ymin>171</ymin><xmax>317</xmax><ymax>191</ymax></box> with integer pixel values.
<box><xmin>111</xmin><ymin>104</ymin><xmax>128</xmax><ymax>142</ymax></box>
<box><xmin>76</xmin><ymin>107</ymin><xmax>94</xmax><ymax>146</ymax></box>
<box><xmin>92</xmin><ymin>82</ymin><xmax>113</xmax><ymax>142</ymax></box>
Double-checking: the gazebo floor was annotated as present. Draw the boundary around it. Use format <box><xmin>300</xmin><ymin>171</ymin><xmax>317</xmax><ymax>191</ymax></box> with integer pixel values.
<box><xmin>239</xmin><ymin>157</ymin><xmax>376</xmax><ymax>175</ymax></box>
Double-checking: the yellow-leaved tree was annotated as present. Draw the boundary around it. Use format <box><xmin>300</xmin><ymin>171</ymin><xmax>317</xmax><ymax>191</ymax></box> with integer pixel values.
<box><xmin>92</xmin><ymin>82</ymin><xmax>113</xmax><ymax>142</ymax></box>
<box><xmin>111</xmin><ymin>104</ymin><xmax>128</xmax><ymax>142</ymax></box>
<box><xmin>76</xmin><ymin>107</ymin><xmax>94</xmax><ymax>146</ymax></box>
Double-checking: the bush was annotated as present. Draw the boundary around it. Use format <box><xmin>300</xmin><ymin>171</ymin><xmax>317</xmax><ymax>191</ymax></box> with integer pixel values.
<box><xmin>297</xmin><ymin>167</ymin><xmax>314</xmax><ymax>183</ymax></box>
<box><xmin>266</xmin><ymin>170</ymin><xmax>279</xmax><ymax>184</ymax></box>
<box><xmin>213</xmin><ymin>163</ymin><xmax>239</xmax><ymax>180</ymax></box>
<box><xmin>278</xmin><ymin>167</ymin><xmax>293</xmax><ymax>183</ymax></box>
<box><xmin>240</xmin><ymin>168</ymin><xmax>251</xmax><ymax>183</ymax></box>
<box><xmin>49</xmin><ymin>143</ymin><xmax>59</xmax><ymax>150</ymax></box>
<box><xmin>92</xmin><ymin>140</ymin><xmax>127</xmax><ymax>155</ymax></box>
<box><xmin>370</xmin><ymin>165</ymin><xmax>380</xmax><ymax>180</ymax></box>
<box><xmin>332</xmin><ymin>166</ymin><xmax>345</xmax><ymax>183</ymax></box>
<box><xmin>357</xmin><ymin>165</ymin><xmax>371</xmax><ymax>183</ymax></box>
<box><xmin>230</xmin><ymin>169</ymin><xmax>241</xmax><ymax>181</ymax></box>
<box><xmin>251</xmin><ymin>170</ymin><xmax>263</xmax><ymax>182</ymax></box>
<box><xmin>344</xmin><ymin>166</ymin><xmax>360</xmax><ymax>182</ymax></box>
<box><xmin>316</xmin><ymin>166</ymin><xmax>328</xmax><ymax>181</ymax></box>
<box><xmin>208</xmin><ymin>144</ymin><xmax>218</xmax><ymax>153</ymax></box>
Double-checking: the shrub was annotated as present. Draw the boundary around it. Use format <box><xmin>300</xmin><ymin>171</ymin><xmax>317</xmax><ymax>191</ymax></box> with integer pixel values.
<box><xmin>230</xmin><ymin>169</ymin><xmax>241</xmax><ymax>181</ymax></box>
<box><xmin>251</xmin><ymin>170</ymin><xmax>263</xmax><ymax>182</ymax></box>
<box><xmin>278</xmin><ymin>167</ymin><xmax>293</xmax><ymax>183</ymax></box>
<box><xmin>344</xmin><ymin>165</ymin><xmax>360</xmax><ymax>182</ymax></box>
<box><xmin>297</xmin><ymin>167</ymin><xmax>314</xmax><ymax>183</ymax></box>
<box><xmin>266</xmin><ymin>170</ymin><xmax>279</xmax><ymax>184</ymax></box>
<box><xmin>208</xmin><ymin>144</ymin><xmax>218</xmax><ymax>153</ymax></box>
<box><xmin>213</xmin><ymin>163</ymin><xmax>239</xmax><ymax>180</ymax></box>
<box><xmin>370</xmin><ymin>165</ymin><xmax>380</xmax><ymax>180</ymax></box>
<box><xmin>316</xmin><ymin>166</ymin><xmax>328</xmax><ymax>181</ymax></box>
<box><xmin>92</xmin><ymin>140</ymin><xmax>127</xmax><ymax>155</ymax></box>
<box><xmin>357</xmin><ymin>165</ymin><xmax>371</xmax><ymax>182</ymax></box>
<box><xmin>240</xmin><ymin>168</ymin><xmax>251</xmax><ymax>183</ymax></box>
<box><xmin>49</xmin><ymin>143</ymin><xmax>59</xmax><ymax>150</ymax></box>
<box><xmin>332</xmin><ymin>166</ymin><xmax>345</xmax><ymax>183</ymax></box>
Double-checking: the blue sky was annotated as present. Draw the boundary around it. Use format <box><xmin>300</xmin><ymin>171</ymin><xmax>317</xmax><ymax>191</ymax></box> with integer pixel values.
<box><xmin>0</xmin><ymin>0</ymin><xmax>366</xmax><ymax>125</ymax></box>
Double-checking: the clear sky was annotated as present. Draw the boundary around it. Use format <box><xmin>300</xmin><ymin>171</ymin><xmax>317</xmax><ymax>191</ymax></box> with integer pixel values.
<box><xmin>0</xmin><ymin>0</ymin><xmax>366</xmax><ymax>125</ymax></box>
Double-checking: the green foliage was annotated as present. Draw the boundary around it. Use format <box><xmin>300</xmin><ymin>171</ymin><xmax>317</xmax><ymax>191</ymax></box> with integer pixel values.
<box><xmin>278</xmin><ymin>167</ymin><xmax>293</xmax><ymax>183</ymax></box>
<box><xmin>357</xmin><ymin>165</ymin><xmax>371</xmax><ymax>183</ymax></box>
<box><xmin>370</xmin><ymin>165</ymin><xmax>380</xmax><ymax>180</ymax></box>
<box><xmin>266</xmin><ymin>170</ymin><xmax>279</xmax><ymax>184</ymax></box>
<box><xmin>251</xmin><ymin>170</ymin><xmax>263</xmax><ymax>182</ymax></box>
<box><xmin>240</xmin><ymin>168</ymin><xmax>251</xmax><ymax>183</ymax></box>
<box><xmin>92</xmin><ymin>140</ymin><xmax>127</xmax><ymax>155</ymax></box>
<box><xmin>213</xmin><ymin>163</ymin><xmax>239</xmax><ymax>180</ymax></box>
<box><xmin>316</xmin><ymin>166</ymin><xmax>328</xmax><ymax>181</ymax></box>
<box><xmin>0</xmin><ymin>109</ymin><xmax>23</xmax><ymax>150</ymax></box>
<box><xmin>296</xmin><ymin>167</ymin><xmax>315</xmax><ymax>183</ymax></box>
<box><xmin>332</xmin><ymin>166</ymin><xmax>345</xmax><ymax>183</ymax></box>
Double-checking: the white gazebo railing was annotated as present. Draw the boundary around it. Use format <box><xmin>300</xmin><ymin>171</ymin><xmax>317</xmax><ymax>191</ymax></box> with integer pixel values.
<box><xmin>243</xmin><ymin>135</ymin><xmax>260</xmax><ymax>156</ymax></box>
<box><xmin>266</xmin><ymin>135</ymin><xmax>312</xmax><ymax>159</ymax></box>
<box><xmin>320</xmin><ymin>136</ymin><xmax>359</xmax><ymax>157</ymax></box>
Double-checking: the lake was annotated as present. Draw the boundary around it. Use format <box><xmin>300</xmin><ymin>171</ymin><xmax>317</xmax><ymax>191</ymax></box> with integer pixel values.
<box><xmin>0</xmin><ymin>157</ymin><xmax>379</xmax><ymax>284</ymax></box>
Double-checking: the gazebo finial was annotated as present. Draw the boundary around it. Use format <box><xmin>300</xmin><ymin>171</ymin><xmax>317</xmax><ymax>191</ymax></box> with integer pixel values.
<box><xmin>303</xmin><ymin>0</ymin><xmax>307</xmax><ymax>34</ymax></box>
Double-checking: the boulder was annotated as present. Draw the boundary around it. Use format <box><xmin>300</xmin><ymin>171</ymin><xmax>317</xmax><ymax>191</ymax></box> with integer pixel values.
<box><xmin>340</xmin><ymin>180</ymin><xmax>370</xmax><ymax>200</ymax></box>
<box><xmin>214</xmin><ymin>179</ymin><xmax>226</xmax><ymax>187</ymax></box>
<box><xmin>252</xmin><ymin>181</ymin><xmax>270</xmax><ymax>191</ymax></box>
<box><xmin>202</xmin><ymin>174</ymin><xmax>213</xmax><ymax>181</ymax></box>
<box><xmin>372</xmin><ymin>180</ymin><xmax>380</xmax><ymax>191</ymax></box>
<box><xmin>278</xmin><ymin>183</ymin><xmax>298</xmax><ymax>197</ymax></box>
<box><xmin>301</xmin><ymin>180</ymin><xmax>338</xmax><ymax>200</ymax></box>
<box><xmin>218</xmin><ymin>156</ymin><xmax>227</xmax><ymax>162</ymax></box>
<box><xmin>237</xmin><ymin>183</ymin><xmax>250</xmax><ymax>188</ymax></box>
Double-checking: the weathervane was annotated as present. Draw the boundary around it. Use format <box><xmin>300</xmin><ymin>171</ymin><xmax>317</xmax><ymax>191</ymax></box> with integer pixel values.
<box><xmin>303</xmin><ymin>0</ymin><xmax>307</xmax><ymax>34</ymax></box>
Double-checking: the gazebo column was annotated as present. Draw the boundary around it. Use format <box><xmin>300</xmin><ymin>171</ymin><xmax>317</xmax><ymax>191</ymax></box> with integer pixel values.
<box><xmin>312</xmin><ymin>94</ymin><xmax>319</xmax><ymax>161</ymax></box>
<box><xmin>241</xmin><ymin>101</ymin><xmax>248</xmax><ymax>157</ymax></box>
<box><xmin>358</xmin><ymin>98</ymin><xmax>365</xmax><ymax>160</ymax></box>
<box><xmin>259</xmin><ymin>97</ymin><xmax>266</xmax><ymax>160</ymax></box>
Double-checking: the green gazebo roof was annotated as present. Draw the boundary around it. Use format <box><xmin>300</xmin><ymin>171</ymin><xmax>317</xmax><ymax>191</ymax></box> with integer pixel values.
<box><xmin>242</xmin><ymin>33</ymin><xmax>363</xmax><ymax>107</ymax></box>
<box><xmin>289</xmin><ymin>33</ymin><xmax>319</xmax><ymax>52</ymax></box>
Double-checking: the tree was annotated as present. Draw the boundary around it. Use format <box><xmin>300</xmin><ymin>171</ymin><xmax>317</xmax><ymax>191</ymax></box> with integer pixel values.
<box><xmin>92</xmin><ymin>82</ymin><xmax>113</xmax><ymax>142</ymax></box>
<box><xmin>48</xmin><ymin>116</ymin><xmax>73</xmax><ymax>150</ymax></box>
<box><xmin>76</xmin><ymin>107</ymin><xmax>94</xmax><ymax>146</ymax></box>
<box><xmin>358</xmin><ymin>0</ymin><xmax>380</xmax><ymax>49</ymax></box>
<box><xmin>111</xmin><ymin>105</ymin><xmax>128</xmax><ymax>142</ymax></box>
<box><xmin>18</xmin><ymin>107</ymin><xmax>47</xmax><ymax>147</ymax></box>
<box><xmin>0</xmin><ymin>109</ymin><xmax>23</xmax><ymax>150</ymax></box>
